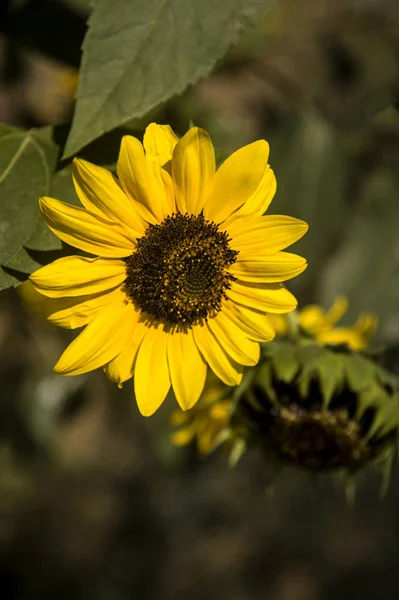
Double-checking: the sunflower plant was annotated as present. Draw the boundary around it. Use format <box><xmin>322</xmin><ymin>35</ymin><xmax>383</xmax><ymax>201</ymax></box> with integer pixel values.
<box><xmin>1</xmin><ymin>0</ymin><xmax>398</xmax><ymax>504</ymax></box>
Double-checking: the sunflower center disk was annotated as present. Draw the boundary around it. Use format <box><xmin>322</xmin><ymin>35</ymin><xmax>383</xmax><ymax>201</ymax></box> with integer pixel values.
<box><xmin>125</xmin><ymin>213</ymin><xmax>238</xmax><ymax>327</ymax></box>
<box><xmin>269</xmin><ymin>406</ymin><xmax>370</xmax><ymax>470</ymax></box>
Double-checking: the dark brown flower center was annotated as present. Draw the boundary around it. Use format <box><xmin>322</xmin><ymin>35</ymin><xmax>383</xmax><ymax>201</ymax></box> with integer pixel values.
<box><xmin>235</xmin><ymin>377</ymin><xmax>375</xmax><ymax>472</ymax></box>
<box><xmin>125</xmin><ymin>213</ymin><xmax>238</xmax><ymax>328</ymax></box>
<box><xmin>268</xmin><ymin>406</ymin><xmax>370</xmax><ymax>470</ymax></box>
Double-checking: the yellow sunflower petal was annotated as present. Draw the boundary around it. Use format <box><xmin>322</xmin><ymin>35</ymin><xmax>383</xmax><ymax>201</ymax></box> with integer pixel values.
<box><xmin>316</xmin><ymin>328</ymin><xmax>356</xmax><ymax>349</ymax></box>
<box><xmin>172</xmin><ymin>127</ymin><xmax>215</xmax><ymax>215</ymax></box>
<box><xmin>134</xmin><ymin>325</ymin><xmax>171</xmax><ymax>416</ymax></box>
<box><xmin>103</xmin><ymin>314</ymin><xmax>148</xmax><ymax>387</ymax></box>
<box><xmin>299</xmin><ymin>298</ymin><xmax>348</xmax><ymax>335</ymax></box>
<box><xmin>228</xmin><ymin>281</ymin><xmax>297</xmax><ymax>313</ymax></box>
<box><xmin>167</xmin><ymin>329</ymin><xmax>207</xmax><ymax>410</ymax></box>
<box><xmin>222</xmin><ymin>301</ymin><xmax>275</xmax><ymax>342</ymax></box>
<box><xmin>170</xmin><ymin>425</ymin><xmax>197</xmax><ymax>447</ymax></box>
<box><xmin>117</xmin><ymin>135</ymin><xmax>174</xmax><ymax>224</ymax></box>
<box><xmin>39</xmin><ymin>197</ymin><xmax>135</xmax><ymax>258</ymax></box>
<box><xmin>169</xmin><ymin>409</ymin><xmax>191</xmax><ymax>427</ymax></box>
<box><xmin>197</xmin><ymin>421</ymin><xmax>226</xmax><ymax>455</ymax></box>
<box><xmin>299</xmin><ymin>305</ymin><xmax>326</xmax><ymax>334</ymax></box>
<box><xmin>317</xmin><ymin>313</ymin><xmax>378</xmax><ymax>352</ymax></box>
<box><xmin>354</xmin><ymin>313</ymin><xmax>378</xmax><ymax>339</ymax></box>
<box><xmin>267</xmin><ymin>313</ymin><xmax>289</xmax><ymax>337</ymax></box>
<box><xmin>225</xmin><ymin>215</ymin><xmax>308</xmax><ymax>255</ymax></box>
<box><xmin>19</xmin><ymin>280</ymin><xmax>122</xmax><ymax>329</ymax></box>
<box><xmin>203</xmin><ymin>140</ymin><xmax>269</xmax><ymax>224</ymax></box>
<box><xmin>143</xmin><ymin>123</ymin><xmax>179</xmax><ymax>167</ymax></box>
<box><xmin>324</xmin><ymin>296</ymin><xmax>348</xmax><ymax>327</ymax></box>
<box><xmin>54</xmin><ymin>296</ymin><xmax>135</xmax><ymax>376</ymax></box>
<box><xmin>224</xmin><ymin>165</ymin><xmax>277</xmax><ymax>224</ymax></box>
<box><xmin>193</xmin><ymin>325</ymin><xmax>244</xmax><ymax>386</ymax></box>
<box><xmin>72</xmin><ymin>158</ymin><xmax>146</xmax><ymax>235</ymax></box>
<box><xmin>231</xmin><ymin>252</ymin><xmax>307</xmax><ymax>283</ymax></box>
<box><xmin>29</xmin><ymin>256</ymin><xmax>126</xmax><ymax>298</ymax></box>
<box><xmin>207</xmin><ymin>311</ymin><xmax>260</xmax><ymax>367</ymax></box>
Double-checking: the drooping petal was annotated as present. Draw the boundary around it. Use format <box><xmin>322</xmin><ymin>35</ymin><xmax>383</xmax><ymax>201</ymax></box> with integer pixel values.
<box><xmin>222</xmin><ymin>300</ymin><xmax>275</xmax><ymax>342</ymax></box>
<box><xmin>224</xmin><ymin>215</ymin><xmax>308</xmax><ymax>255</ymax></box>
<box><xmin>172</xmin><ymin>127</ymin><xmax>215</xmax><ymax>215</ymax></box>
<box><xmin>170</xmin><ymin>425</ymin><xmax>197</xmax><ymax>446</ymax></box>
<box><xmin>134</xmin><ymin>325</ymin><xmax>171</xmax><ymax>416</ymax></box>
<box><xmin>18</xmin><ymin>280</ymin><xmax>123</xmax><ymax>329</ymax></box>
<box><xmin>30</xmin><ymin>256</ymin><xmax>126</xmax><ymax>297</ymax></box>
<box><xmin>203</xmin><ymin>140</ymin><xmax>269</xmax><ymax>224</ymax></box>
<box><xmin>207</xmin><ymin>311</ymin><xmax>260</xmax><ymax>367</ymax></box>
<box><xmin>54</xmin><ymin>296</ymin><xmax>136</xmax><ymax>375</ymax></box>
<box><xmin>169</xmin><ymin>410</ymin><xmax>190</xmax><ymax>427</ymax></box>
<box><xmin>267</xmin><ymin>313</ymin><xmax>290</xmax><ymax>337</ymax></box>
<box><xmin>317</xmin><ymin>313</ymin><xmax>378</xmax><ymax>352</ymax></box>
<box><xmin>72</xmin><ymin>158</ymin><xmax>146</xmax><ymax>235</ymax></box>
<box><xmin>228</xmin><ymin>281</ymin><xmax>297</xmax><ymax>313</ymax></box>
<box><xmin>117</xmin><ymin>135</ymin><xmax>174</xmax><ymax>223</ymax></box>
<box><xmin>167</xmin><ymin>329</ymin><xmax>207</xmax><ymax>410</ymax></box>
<box><xmin>193</xmin><ymin>324</ymin><xmax>243</xmax><ymax>386</ymax></box>
<box><xmin>103</xmin><ymin>314</ymin><xmax>148</xmax><ymax>387</ymax></box>
<box><xmin>231</xmin><ymin>252</ymin><xmax>307</xmax><ymax>283</ymax></box>
<box><xmin>299</xmin><ymin>297</ymin><xmax>348</xmax><ymax>335</ymax></box>
<box><xmin>39</xmin><ymin>197</ymin><xmax>135</xmax><ymax>258</ymax></box>
<box><xmin>143</xmin><ymin>123</ymin><xmax>179</xmax><ymax>167</ymax></box>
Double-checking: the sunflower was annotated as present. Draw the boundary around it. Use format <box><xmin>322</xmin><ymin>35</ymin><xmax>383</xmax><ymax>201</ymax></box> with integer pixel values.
<box><xmin>20</xmin><ymin>124</ymin><xmax>308</xmax><ymax>416</ymax></box>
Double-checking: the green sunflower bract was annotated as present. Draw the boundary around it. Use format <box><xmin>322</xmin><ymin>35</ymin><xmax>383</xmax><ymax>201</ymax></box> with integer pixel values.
<box><xmin>20</xmin><ymin>124</ymin><xmax>308</xmax><ymax>416</ymax></box>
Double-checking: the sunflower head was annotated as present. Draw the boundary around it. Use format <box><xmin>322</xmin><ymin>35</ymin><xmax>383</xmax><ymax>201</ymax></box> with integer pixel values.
<box><xmin>235</xmin><ymin>303</ymin><xmax>398</xmax><ymax>482</ymax></box>
<box><xmin>235</xmin><ymin>341</ymin><xmax>399</xmax><ymax>477</ymax></box>
<box><xmin>172</xmin><ymin>303</ymin><xmax>399</xmax><ymax>492</ymax></box>
<box><xmin>20</xmin><ymin>123</ymin><xmax>308</xmax><ymax>416</ymax></box>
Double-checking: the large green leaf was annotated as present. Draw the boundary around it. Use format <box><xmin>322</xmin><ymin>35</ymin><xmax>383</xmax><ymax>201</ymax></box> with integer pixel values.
<box><xmin>0</xmin><ymin>126</ymin><xmax>59</xmax><ymax>290</ymax></box>
<box><xmin>64</xmin><ymin>0</ymin><xmax>275</xmax><ymax>157</ymax></box>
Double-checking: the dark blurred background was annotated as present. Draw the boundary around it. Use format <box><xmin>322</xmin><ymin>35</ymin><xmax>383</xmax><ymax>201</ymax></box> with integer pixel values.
<box><xmin>1</xmin><ymin>0</ymin><xmax>399</xmax><ymax>598</ymax></box>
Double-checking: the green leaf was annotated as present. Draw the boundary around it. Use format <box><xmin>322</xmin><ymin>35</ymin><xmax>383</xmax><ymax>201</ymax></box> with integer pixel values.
<box><xmin>255</xmin><ymin>361</ymin><xmax>278</xmax><ymax>404</ymax></box>
<box><xmin>345</xmin><ymin>353</ymin><xmax>376</xmax><ymax>393</ymax></box>
<box><xmin>0</xmin><ymin>125</ymin><xmax>58</xmax><ymax>290</ymax></box>
<box><xmin>272</xmin><ymin>343</ymin><xmax>299</xmax><ymax>383</ymax></box>
<box><xmin>49</xmin><ymin>164</ymin><xmax>80</xmax><ymax>207</ymax></box>
<box><xmin>315</xmin><ymin>351</ymin><xmax>344</xmax><ymax>409</ymax></box>
<box><xmin>64</xmin><ymin>0</ymin><xmax>275</xmax><ymax>157</ymax></box>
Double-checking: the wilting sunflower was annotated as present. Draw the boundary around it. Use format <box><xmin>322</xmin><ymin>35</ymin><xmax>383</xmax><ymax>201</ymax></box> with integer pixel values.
<box><xmin>20</xmin><ymin>124</ymin><xmax>308</xmax><ymax>416</ymax></box>
<box><xmin>173</xmin><ymin>301</ymin><xmax>399</xmax><ymax>494</ymax></box>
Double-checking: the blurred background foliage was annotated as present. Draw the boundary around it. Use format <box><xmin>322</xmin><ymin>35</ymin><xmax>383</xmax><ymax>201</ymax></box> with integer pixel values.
<box><xmin>1</xmin><ymin>0</ymin><xmax>399</xmax><ymax>598</ymax></box>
